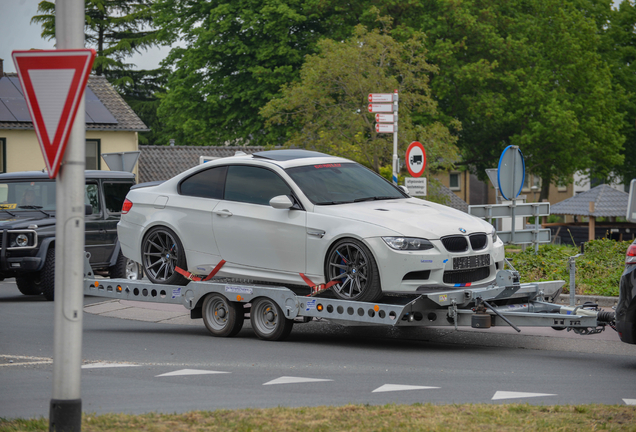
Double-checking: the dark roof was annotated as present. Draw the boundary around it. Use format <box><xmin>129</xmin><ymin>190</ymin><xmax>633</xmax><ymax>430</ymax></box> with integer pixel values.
<box><xmin>138</xmin><ymin>145</ymin><xmax>266</xmax><ymax>183</ymax></box>
<box><xmin>0</xmin><ymin>73</ymin><xmax>148</xmax><ymax>132</ymax></box>
<box><xmin>436</xmin><ymin>183</ymin><xmax>469</xmax><ymax>213</ymax></box>
<box><xmin>0</xmin><ymin>170</ymin><xmax>135</xmax><ymax>181</ymax></box>
<box><xmin>551</xmin><ymin>184</ymin><xmax>628</xmax><ymax>217</ymax></box>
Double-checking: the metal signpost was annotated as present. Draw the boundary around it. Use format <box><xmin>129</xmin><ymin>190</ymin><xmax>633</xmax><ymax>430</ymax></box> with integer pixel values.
<box><xmin>627</xmin><ymin>179</ymin><xmax>636</xmax><ymax>223</ymax></box>
<box><xmin>13</xmin><ymin>1</ymin><xmax>91</xmax><ymax>430</ymax></box>
<box><xmin>469</xmin><ymin>146</ymin><xmax>551</xmax><ymax>252</ymax></box>
<box><xmin>369</xmin><ymin>90</ymin><xmax>399</xmax><ymax>185</ymax></box>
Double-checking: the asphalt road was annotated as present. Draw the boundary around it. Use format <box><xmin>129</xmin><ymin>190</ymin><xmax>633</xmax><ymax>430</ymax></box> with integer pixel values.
<box><xmin>1</xmin><ymin>279</ymin><xmax>636</xmax><ymax>419</ymax></box>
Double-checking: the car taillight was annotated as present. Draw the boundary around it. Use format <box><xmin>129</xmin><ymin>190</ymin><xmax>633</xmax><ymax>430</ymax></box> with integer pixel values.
<box><xmin>626</xmin><ymin>244</ymin><xmax>636</xmax><ymax>265</ymax></box>
<box><xmin>122</xmin><ymin>198</ymin><xmax>133</xmax><ymax>214</ymax></box>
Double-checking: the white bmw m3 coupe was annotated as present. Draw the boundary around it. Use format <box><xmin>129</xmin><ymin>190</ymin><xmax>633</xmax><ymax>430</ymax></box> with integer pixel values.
<box><xmin>118</xmin><ymin>150</ymin><xmax>505</xmax><ymax>302</ymax></box>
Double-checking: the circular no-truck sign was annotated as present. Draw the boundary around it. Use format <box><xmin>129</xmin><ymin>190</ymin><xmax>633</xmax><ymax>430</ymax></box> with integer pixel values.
<box><xmin>406</xmin><ymin>141</ymin><xmax>426</xmax><ymax>178</ymax></box>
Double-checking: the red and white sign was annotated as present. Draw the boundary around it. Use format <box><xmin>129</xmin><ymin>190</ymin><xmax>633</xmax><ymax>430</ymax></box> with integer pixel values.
<box><xmin>368</xmin><ymin>93</ymin><xmax>393</xmax><ymax>103</ymax></box>
<box><xmin>406</xmin><ymin>141</ymin><xmax>426</xmax><ymax>178</ymax></box>
<box><xmin>12</xmin><ymin>49</ymin><xmax>96</xmax><ymax>178</ymax></box>
<box><xmin>375</xmin><ymin>113</ymin><xmax>395</xmax><ymax>123</ymax></box>
<box><xmin>375</xmin><ymin>123</ymin><xmax>395</xmax><ymax>133</ymax></box>
<box><xmin>368</xmin><ymin>104</ymin><xmax>393</xmax><ymax>113</ymax></box>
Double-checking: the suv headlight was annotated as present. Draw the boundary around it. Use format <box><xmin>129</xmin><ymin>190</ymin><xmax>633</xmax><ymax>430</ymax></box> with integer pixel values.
<box><xmin>8</xmin><ymin>231</ymin><xmax>37</xmax><ymax>248</ymax></box>
<box><xmin>382</xmin><ymin>237</ymin><xmax>434</xmax><ymax>251</ymax></box>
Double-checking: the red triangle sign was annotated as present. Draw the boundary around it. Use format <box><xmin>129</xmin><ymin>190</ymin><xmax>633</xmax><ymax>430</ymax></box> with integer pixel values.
<box><xmin>12</xmin><ymin>49</ymin><xmax>96</xmax><ymax>178</ymax></box>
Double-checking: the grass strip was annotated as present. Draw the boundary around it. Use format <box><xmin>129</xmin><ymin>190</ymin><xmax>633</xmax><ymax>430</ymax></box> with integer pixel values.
<box><xmin>1</xmin><ymin>404</ymin><xmax>635</xmax><ymax>432</ymax></box>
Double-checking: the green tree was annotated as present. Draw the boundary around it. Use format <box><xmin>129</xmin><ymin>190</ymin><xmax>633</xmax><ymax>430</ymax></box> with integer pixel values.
<box><xmin>261</xmin><ymin>21</ymin><xmax>460</xmax><ymax>173</ymax></box>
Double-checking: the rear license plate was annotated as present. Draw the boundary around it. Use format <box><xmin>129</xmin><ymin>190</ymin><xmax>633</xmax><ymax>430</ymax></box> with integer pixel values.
<box><xmin>453</xmin><ymin>254</ymin><xmax>490</xmax><ymax>270</ymax></box>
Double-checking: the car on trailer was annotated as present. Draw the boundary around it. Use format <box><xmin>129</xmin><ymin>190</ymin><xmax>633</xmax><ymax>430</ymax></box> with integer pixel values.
<box><xmin>616</xmin><ymin>239</ymin><xmax>636</xmax><ymax>344</ymax></box>
<box><xmin>119</xmin><ymin>150</ymin><xmax>505</xmax><ymax>303</ymax></box>
<box><xmin>0</xmin><ymin>170</ymin><xmax>140</xmax><ymax>300</ymax></box>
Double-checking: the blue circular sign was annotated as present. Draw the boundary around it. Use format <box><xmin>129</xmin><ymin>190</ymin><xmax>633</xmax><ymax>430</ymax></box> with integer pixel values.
<box><xmin>497</xmin><ymin>145</ymin><xmax>525</xmax><ymax>200</ymax></box>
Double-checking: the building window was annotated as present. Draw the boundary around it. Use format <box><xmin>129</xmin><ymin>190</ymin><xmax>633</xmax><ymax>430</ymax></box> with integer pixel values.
<box><xmin>86</xmin><ymin>139</ymin><xmax>101</xmax><ymax>170</ymax></box>
<box><xmin>449</xmin><ymin>172</ymin><xmax>460</xmax><ymax>190</ymax></box>
<box><xmin>0</xmin><ymin>138</ymin><xmax>5</xmax><ymax>173</ymax></box>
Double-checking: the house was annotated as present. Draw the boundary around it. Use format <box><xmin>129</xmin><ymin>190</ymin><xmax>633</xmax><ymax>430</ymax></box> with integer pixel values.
<box><xmin>0</xmin><ymin>58</ymin><xmax>147</xmax><ymax>174</ymax></box>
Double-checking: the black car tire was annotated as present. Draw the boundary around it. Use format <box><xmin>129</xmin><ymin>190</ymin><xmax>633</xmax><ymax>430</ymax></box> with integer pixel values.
<box><xmin>141</xmin><ymin>226</ymin><xmax>188</xmax><ymax>286</ymax></box>
<box><xmin>15</xmin><ymin>275</ymin><xmax>42</xmax><ymax>296</ymax></box>
<box><xmin>109</xmin><ymin>249</ymin><xmax>142</xmax><ymax>280</ymax></box>
<box><xmin>325</xmin><ymin>238</ymin><xmax>383</xmax><ymax>302</ymax></box>
<box><xmin>41</xmin><ymin>247</ymin><xmax>56</xmax><ymax>302</ymax></box>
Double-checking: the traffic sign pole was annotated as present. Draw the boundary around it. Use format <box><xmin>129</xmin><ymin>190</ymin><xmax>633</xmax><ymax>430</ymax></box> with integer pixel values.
<box><xmin>392</xmin><ymin>90</ymin><xmax>398</xmax><ymax>185</ymax></box>
<box><xmin>50</xmin><ymin>1</ymin><xmax>85</xmax><ymax>431</ymax></box>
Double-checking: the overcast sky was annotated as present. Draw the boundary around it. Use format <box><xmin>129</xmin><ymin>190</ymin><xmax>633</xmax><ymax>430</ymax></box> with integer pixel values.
<box><xmin>0</xmin><ymin>0</ymin><xmax>168</xmax><ymax>73</ymax></box>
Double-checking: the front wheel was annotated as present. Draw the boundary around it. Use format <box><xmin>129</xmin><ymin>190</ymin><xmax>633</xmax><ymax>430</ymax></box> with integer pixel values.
<box><xmin>15</xmin><ymin>275</ymin><xmax>42</xmax><ymax>296</ymax></box>
<box><xmin>325</xmin><ymin>238</ymin><xmax>382</xmax><ymax>302</ymax></box>
<box><xmin>141</xmin><ymin>226</ymin><xmax>188</xmax><ymax>285</ymax></box>
<box><xmin>41</xmin><ymin>248</ymin><xmax>56</xmax><ymax>301</ymax></box>
<box><xmin>202</xmin><ymin>293</ymin><xmax>244</xmax><ymax>337</ymax></box>
<box><xmin>250</xmin><ymin>297</ymin><xmax>293</xmax><ymax>341</ymax></box>
<box><xmin>109</xmin><ymin>249</ymin><xmax>142</xmax><ymax>280</ymax></box>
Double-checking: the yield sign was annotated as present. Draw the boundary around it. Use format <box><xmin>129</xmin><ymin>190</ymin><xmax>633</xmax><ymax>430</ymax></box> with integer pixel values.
<box><xmin>12</xmin><ymin>49</ymin><xmax>96</xmax><ymax>178</ymax></box>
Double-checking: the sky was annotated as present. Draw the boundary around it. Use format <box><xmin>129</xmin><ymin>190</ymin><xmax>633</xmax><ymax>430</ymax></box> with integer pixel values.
<box><xmin>0</xmin><ymin>0</ymin><xmax>169</xmax><ymax>73</ymax></box>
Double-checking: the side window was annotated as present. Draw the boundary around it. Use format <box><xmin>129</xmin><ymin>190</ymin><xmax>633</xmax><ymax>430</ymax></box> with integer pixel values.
<box><xmin>103</xmin><ymin>182</ymin><xmax>134</xmax><ymax>213</ymax></box>
<box><xmin>85</xmin><ymin>183</ymin><xmax>100</xmax><ymax>215</ymax></box>
<box><xmin>179</xmin><ymin>166</ymin><xmax>227</xmax><ymax>199</ymax></box>
<box><xmin>225</xmin><ymin>166</ymin><xmax>291</xmax><ymax>205</ymax></box>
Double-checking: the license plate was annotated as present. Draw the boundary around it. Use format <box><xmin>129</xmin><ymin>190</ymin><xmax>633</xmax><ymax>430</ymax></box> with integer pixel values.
<box><xmin>453</xmin><ymin>254</ymin><xmax>490</xmax><ymax>270</ymax></box>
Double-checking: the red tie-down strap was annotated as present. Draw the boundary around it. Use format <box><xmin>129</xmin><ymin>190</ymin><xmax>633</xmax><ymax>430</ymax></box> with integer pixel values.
<box><xmin>300</xmin><ymin>273</ymin><xmax>338</xmax><ymax>296</ymax></box>
<box><xmin>176</xmin><ymin>260</ymin><xmax>226</xmax><ymax>282</ymax></box>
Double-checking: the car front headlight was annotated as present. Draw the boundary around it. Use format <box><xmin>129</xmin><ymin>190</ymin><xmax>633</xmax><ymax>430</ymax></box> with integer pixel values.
<box><xmin>382</xmin><ymin>237</ymin><xmax>434</xmax><ymax>251</ymax></box>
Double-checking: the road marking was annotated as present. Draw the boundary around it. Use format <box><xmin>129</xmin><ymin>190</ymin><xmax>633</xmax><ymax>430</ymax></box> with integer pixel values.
<box><xmin>82</xmin><ymin>362</ymin><xmax>140</xmax><ymax>369</ymax></box>
<box><xmin>492</xmin><ymin>391</ymin><xmax>556</xmax><ymax>401</ymax></box>
<box><xmin>0</xmin><ymin>354</ymin><xmax>52</xmax><ymax>367</ymax></box>
<box><xmin>372</xmin><ymin>384</ymin><xmax>440</xmax><ymax>393</ymax></box>
<box><xmin>623</xmin><ymin>399</ymin><xmax>636</xmax><ymax>405</ymax></box>
<box><xmin>156</xmin><ymin>369</ymin><xmax>230</xmax><ymax>377</ymax></box>
<box><xmin>263</xmin><ymin>376</ymin><xmax>333</xmax><ymax>385</ymax></box>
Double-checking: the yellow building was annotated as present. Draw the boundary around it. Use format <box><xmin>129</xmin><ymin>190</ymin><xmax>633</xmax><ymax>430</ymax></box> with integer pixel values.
<box><xmin>0</xmin><ymin>59</ymin><xmax>147</xmax><ymax>174</ymax></box>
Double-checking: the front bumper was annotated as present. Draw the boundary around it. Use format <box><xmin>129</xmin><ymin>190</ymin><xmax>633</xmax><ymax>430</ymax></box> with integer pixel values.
<box><xmin>616</xmin><ymin>265</ymin><xmax>636</xmax><ymax>344</ymax></box>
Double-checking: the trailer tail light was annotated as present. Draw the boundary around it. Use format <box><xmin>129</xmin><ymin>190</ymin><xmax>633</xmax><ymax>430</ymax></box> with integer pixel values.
<box><xmin>627</xmin><ymin>244</ymin><xmax>636</xmax><ymax>265</ymax></box>
<box><xmin>122</xmin><ymin>198</ymin><xmax>133</xmax><ymax>214</ymax></box>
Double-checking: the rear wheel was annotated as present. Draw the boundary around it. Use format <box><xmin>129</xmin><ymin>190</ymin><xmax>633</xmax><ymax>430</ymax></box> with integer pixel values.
<box><xmin>202</xmin><ymin>293</ymin><xmax>244</xmax><ymax>337</ymax></box>
<box><xmin>15</xmin><ymin>275</ymin><xmax>42</xmax><ymax>296</ymax></box>
<box><xmin>325</xmin><ymin>238</ymin><xmax>382</xmax><ymax>302</ymax></box>
<box><xmin>250</xmin><ymin>297</ymin><xmax>293</xmax><ymax>341</ymax></box>
<box><xmin>109</xmin><ymin>249</ymin><xmax>142</xmax><ymax>280</ymax></box>
<box><xmin>141</xmin><ymin>226</ymin><xmax>187</xmax><ymax>285</ymax></box>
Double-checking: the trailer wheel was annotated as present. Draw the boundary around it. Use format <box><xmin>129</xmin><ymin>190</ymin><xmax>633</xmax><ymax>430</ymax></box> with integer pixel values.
<box><xmin>202</xmin><ymin>293</ymin><xmax>244</xmax><ymax>337</ymax></box>
<box><xmin>250</xmin><ymin>297</ymin><xmax>293</xmax><ymax>341</ymax></box>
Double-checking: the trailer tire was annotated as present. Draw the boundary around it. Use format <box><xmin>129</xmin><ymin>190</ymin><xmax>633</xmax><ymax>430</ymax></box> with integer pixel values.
<box><xmin>202</xmin><ymin>293</ymin><xmax>244</xmax><ymax>337</ymax></box>
<box><xmin>250</xmin><ymin>297</ymin><xmax>293</xmax><ymax>341</ymax></box>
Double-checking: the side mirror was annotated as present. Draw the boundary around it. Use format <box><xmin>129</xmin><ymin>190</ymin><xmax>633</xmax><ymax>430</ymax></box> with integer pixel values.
<box><xmin>269</xmin><ymin>195</ymin><xmax>294</xmax><ymax>209</ymax></box>
<box><xmin>399</xmin><ymin>185</ymin><xmax>410</xmax><ymax>196</ymax></box>
<box><xmin>85</xmin><ymin>204</ymin><xmax>93</xmax><ymax>216</ymax></box>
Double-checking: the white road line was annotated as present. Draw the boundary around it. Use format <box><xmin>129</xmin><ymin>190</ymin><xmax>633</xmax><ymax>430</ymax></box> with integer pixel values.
<box><xmin>156</xmin><ymin>369</ymin><xmax>231</xmax><ymax>377</ymax></box>
<box><xmin>263</xmin><ymin>376</ymin><xmax>333</xmax><ymax>385</ymax></box>
<box><xmin>623</xmin><ymin>399</ymin><xmax>636</xmax><ymax>405</ymax></box>
<box><xmin>372</xmin><ymin>384</ymin><xmax>440</xmax><ymax>393</ymax></box>
<box><xmin>492</xmin><ymin>391</ymin><xmax>556</xmax><ymax>401</ymax></box>
<box><xmin>82</xmin><ymin>362</ymin><xmax>140</xmax><ymax>369</ymax></box>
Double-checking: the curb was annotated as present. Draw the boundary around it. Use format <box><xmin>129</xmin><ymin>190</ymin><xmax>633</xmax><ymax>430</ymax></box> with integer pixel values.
<box><xmin>556</xmin><ymin>294</ymin><xmax>618</xmax><ymax>307</ymax></box>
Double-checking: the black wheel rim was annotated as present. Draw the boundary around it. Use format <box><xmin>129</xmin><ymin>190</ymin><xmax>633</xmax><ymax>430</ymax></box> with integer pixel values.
<box><xmin>143</xmin><ymin>230</ymin><xmax>180</xmax><ymax>282</ymax></box>
<box><xmin>327</xmin><ymin>242</ymin><xmax>370</xmax><ymax>299</ymax></box>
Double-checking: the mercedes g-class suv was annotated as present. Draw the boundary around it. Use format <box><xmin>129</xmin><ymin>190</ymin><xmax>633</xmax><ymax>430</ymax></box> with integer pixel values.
<box><xmin>0</xmin><ymin>170</ymin><xmax>140</xmax><ymax>301</ymax></box>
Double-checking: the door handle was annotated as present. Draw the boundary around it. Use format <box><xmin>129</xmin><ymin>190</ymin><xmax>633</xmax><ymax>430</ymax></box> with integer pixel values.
<box><xmin>214</xmin><ymin>209</ymin><xmax>233</xmax><ymax>217</ymax></box>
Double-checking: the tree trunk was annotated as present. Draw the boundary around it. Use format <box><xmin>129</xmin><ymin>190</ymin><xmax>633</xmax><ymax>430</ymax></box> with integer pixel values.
<box><xmin>539</xmin><ymin>174</ymin><xmax>551</xmax><ymax>202</ymax></box>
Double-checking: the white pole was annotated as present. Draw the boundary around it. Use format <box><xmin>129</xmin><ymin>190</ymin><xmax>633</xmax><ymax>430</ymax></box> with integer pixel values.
<box><xmin>50</xmin><ymin>1</ymin><xmax>85</xmax><ymax>431</ymax></box>
<box><xmin>392</xmin><ymin>89</ymin><xmax>399</xmax><ymax>186</ymax></box>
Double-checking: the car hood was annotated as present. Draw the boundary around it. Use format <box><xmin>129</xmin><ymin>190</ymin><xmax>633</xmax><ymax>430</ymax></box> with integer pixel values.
<box><xmin>313</xmin><ymin>198</ymin><xmax>493</xmax><ymax>239</ymax></box>
<box><xmin>0</xmin><ymin>215</ymin><xmax>55</xmax><ymax>229</ymax></box>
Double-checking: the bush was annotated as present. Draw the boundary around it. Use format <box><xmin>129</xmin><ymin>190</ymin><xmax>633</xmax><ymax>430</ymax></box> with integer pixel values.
<box><xmin>510</xmin><ymin>238</ymin><xmax>631</xmax><ymax>296</ymax></box>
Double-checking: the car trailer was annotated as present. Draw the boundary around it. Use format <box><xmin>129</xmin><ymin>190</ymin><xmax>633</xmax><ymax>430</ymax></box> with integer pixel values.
<box><xmin>82</xmin><ymin>253</ymin><xmax>616</xmax><ymax>341</ymax></box>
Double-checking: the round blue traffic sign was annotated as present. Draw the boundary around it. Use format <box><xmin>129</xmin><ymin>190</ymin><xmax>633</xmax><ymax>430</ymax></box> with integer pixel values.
<box><xmin>497</xmin><ymin>145</ymin><xmax>525</xmax><ymax>200</ymax></box>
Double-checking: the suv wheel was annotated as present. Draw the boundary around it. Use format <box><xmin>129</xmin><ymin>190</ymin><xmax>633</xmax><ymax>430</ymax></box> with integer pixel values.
<box><xmin>109</xmin><ymin>250</ymin><xmax>142</xmax><ymax>280</ymax></box>
<box><xmin>41</xmin><ymin>247</ymin><xmax>56</xmax><ymax>301</ymax></box>
<box><xmin>15</xmin><ymin>275</ymin><xmax>42</xmax><ymax>296</ymax></box>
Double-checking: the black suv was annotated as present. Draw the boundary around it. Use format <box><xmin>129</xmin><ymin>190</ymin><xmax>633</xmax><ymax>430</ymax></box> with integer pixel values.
<box><xmin>0</xmin><ymin>170</ymin><xmax>138</xmax><ymax>301</ymax></box>
<box><xmin>617</xmin><ymin>239</ymin><xmax>636</xmax><ymax>344</ymax></box>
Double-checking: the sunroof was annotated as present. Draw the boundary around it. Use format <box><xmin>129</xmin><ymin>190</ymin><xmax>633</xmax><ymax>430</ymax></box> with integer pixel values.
<box><xmin>252</xmin><ymin>150</ymin><xmax>330</xmax><ymax>161</ymax></box>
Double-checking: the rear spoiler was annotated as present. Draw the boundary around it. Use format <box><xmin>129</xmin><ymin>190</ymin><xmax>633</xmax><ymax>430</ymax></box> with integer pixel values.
<box><xmin>130</xmin><ymin>180</ymin><xmax>164</xmax><ymax>190</ymax></box>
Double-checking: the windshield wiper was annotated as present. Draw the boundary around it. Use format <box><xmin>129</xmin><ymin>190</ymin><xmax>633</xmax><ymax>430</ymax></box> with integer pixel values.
<box><xmin>0</xmin><ymin>209</ymin><xmax>16</xmax><ymax>217</ymax></box>
<box><xmin>354</xmin><ymin>196</ymin><xmax>397</xmax><ymax>202</ymax></box>
<box><xmin>315</xmin><ymin>200</ymin><xmax>355</xmax><ymax>205</ymax></box>
<box><xmin>18</xmin><ymin>205</ymin><xmax>53</xmax><ymax>217</ymax></box>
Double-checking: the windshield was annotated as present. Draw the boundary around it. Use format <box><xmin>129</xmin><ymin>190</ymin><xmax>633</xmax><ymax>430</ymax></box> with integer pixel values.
<box><xmin>0</xmin><ymin>181</ymin><xmax>57</xmax><ymax>212</ymax></box>
<box><xmin>286</xmin><ymin>163</ymin><xmax>406</xmax><ymax>205</ymax></box>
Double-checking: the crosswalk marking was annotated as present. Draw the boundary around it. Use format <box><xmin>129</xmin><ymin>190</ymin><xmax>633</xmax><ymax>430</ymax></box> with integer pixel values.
<box><xmin>372</xmin><ymin>384</ymin><xmax>440</xmax><ymax>393</ymax></box>
<box><xmin>156</xmin><ymin>369</ymin><xmax>230</xmax><ymax>377</ymax></box>
<box><xmin>492</xmin><ymin>391</ymin><xmax>556</xmax><ymax>400</ymax></box>
<box><xmin>263</xmin><ymin>376</ymin><xmax>333</xmax><ymax>385</ymax></box>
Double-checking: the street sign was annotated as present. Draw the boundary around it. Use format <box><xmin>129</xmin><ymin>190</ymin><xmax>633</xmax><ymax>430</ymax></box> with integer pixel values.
<box><xmin>376</xmin><ymin>123</ymin><xmax>395</xmax><ymax>133</ymax></box>
<box><xmin>497</xmin><ymin>145</ymin><xmax>525</xmax><ymax>200</ymax></box>
<box><xmin>405</xmin><ymin>141</ymin><xmax>426</xmax><ymax>178</ymax></box>
<box><xmin>368</xmin><ymin>93</ymin><xmax>393</xmax><ymax>103</ymax></box>
<box><xmin>405</xmin><ymin>177</ymin><xmax>427</xmax><ymax>196</ymax></box>
<box><xmin>368</xmin><ymin>104</ymin><xmax>393</xmax><ymax>113</ymax></box>
<box><xmin>12</xmin><ymin>49</ymin><xmax>96</xmax><ymax>178</ymax></box>
<box><xmin>375</xmin><ymin>113</ymin><xmax>395</xmax><ymax>123</ymax></box>
<box><xmin>627</xmin><ymin>179</ymin><xmax>636</xmax><ymax>222</ymax></box>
